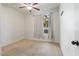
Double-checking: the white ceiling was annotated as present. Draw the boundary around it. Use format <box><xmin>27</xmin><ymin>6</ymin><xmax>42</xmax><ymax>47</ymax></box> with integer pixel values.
<box><xmin>2</xmin><ymin>3</ymin><xmax>59</xmax><ymax>15</ymax></box>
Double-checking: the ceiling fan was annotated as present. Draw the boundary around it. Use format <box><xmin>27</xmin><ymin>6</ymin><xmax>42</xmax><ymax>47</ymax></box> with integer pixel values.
<box><xmin>19</xmin><ymin>3</ymin><xmax>40</xmax><ymax>12</ymax></box>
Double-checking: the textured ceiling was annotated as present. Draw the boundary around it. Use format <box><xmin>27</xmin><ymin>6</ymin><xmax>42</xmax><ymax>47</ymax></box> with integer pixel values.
<box><xmin>2</xmin><ymin>3</ymin><xmax>59</xmax><ymax>15</ymax></box>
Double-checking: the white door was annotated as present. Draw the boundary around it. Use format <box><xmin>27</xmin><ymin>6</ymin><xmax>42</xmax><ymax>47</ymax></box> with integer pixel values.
<box><xmin>75</xmin><ymin>3</ymin><xmax>79</xmax><ymax>56</ymax></box>
<box><xmin>60</xmin><ymin>3</ymin><xmax>75</xmax><ymax>56</ymax></box>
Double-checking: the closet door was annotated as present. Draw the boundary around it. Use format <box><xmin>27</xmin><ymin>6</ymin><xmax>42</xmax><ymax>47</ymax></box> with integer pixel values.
<box><xmin>34</xmin><ymin>15</ymin><xmax>43</xmax><ymax>39</ymax></box>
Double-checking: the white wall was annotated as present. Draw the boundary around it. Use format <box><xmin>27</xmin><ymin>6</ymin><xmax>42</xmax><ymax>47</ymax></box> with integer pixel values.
<box><xmin>0</xmin><ymin>6</ymin><xmax>25</xmax><ymax>47</ymax></box>
<box><xmin>60</xmin><ymin>3</ymin><xmax>75</xmax><ymax>56</ymax></box>
<box><xmin>51</xmin><ymin>8</ymin><xmax>60</xmax><ymax>42</ymax></box>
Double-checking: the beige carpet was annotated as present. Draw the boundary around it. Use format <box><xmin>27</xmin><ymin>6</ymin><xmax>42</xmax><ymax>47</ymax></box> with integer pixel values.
<box><xmin>2</xmin><ymin>39</ymin><xmax>62</xmax><ymax>56</ymax></box>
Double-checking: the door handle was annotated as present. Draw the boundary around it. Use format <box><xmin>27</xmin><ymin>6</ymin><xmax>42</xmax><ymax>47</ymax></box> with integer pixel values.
<box><xmin>71</xmin><ymin>41</ymin><xmax>79</xmax><ymax>46</ymax></box>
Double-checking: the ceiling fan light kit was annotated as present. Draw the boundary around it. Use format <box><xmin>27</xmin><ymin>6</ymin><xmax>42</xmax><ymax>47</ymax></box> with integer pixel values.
<box><xmin>27</xmin><ymin>6</ymin><xmax>32</xmax><ymax>10</ymax></box>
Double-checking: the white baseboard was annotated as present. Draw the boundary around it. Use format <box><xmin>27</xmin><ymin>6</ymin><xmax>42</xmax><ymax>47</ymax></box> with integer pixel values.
<box><xmin>25</xmin><ymin>37</ymin><xmax>59</xmax><ymax>43</ymax></box>
<box><xmin>1</xmin><ymin>38</ymin><xmax>24</xmax><ymax>47</ymax></box>
<box><xmin>1</xmin><ymin>37</ymin><xmax>59</xmax><ymax>47</ymax></box>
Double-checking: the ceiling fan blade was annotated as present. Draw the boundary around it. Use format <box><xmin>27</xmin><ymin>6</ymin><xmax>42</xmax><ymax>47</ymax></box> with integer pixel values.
<box><xmin>24</xmin><ymin>3</ymin><xmax>32</xmax><ymax>5</ymax></box>
<box><xmin>33</xmin><ymin>7</ymin><xmax>40</xmax><ymax>11</ymax></box>
<box><xmin>33</xmin><ymin>3</ymin><xmax>38</xmax><ymax>6</ymax></box>
<box><xmin>19</xmin><ymin>6</ymin><xmax>26</xmax><ymax>8</ymax></box>
<box><xmin>24</xmin><ymin>3</ymin><xmax>27</xmax><ymax>5</ymax></box>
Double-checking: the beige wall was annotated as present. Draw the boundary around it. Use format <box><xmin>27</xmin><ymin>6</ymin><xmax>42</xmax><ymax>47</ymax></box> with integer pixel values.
<box><xmin>0</xmin><ymin>6</ymin><xmax>25</xmax><ymax>47</ymax></box>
